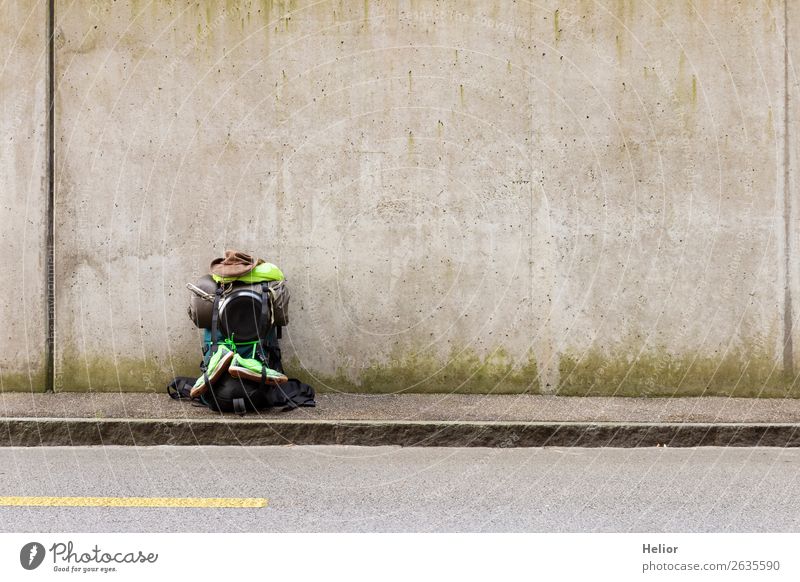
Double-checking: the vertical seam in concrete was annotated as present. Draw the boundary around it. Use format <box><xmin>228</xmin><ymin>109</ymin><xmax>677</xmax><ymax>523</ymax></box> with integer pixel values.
<box><xmin>784</xmin><ymin>0</ymin><xmax>794</xmax><ymax>379</ymax></box>
<box><xmin>44</xmin><ymin>0</ymin><xmax>55</xmax><ymax>392</ymax></box>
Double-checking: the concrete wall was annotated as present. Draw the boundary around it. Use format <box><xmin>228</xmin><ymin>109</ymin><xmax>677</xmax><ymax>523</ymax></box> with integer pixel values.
<box><xmin>0</xmin><ymin>0</ymin><xmax>48</xmax><ymax>391</ymax></box>
<box><xmin>2</xmin><ymin>0</ymin><xmax>797</xmax><ymax>395</ymax></box>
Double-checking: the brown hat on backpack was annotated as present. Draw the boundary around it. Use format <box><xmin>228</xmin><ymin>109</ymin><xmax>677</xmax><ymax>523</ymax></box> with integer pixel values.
<box><xmin>209</xmin><ymin>250</ymin><xmax>264</xmax><ymax>278</ymax></box>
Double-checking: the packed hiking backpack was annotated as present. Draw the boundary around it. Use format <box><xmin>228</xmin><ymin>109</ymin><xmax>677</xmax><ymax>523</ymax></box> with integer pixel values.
<box><xmin>171</xmin><ymin>251</ymin><xmax>315</xmax><ymax>413</ymax></box>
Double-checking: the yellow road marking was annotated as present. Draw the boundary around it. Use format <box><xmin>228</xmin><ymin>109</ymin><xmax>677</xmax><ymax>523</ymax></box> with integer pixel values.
<box><xmin>0</xmin><ymin>497</ymin><xmax>267</xmax><ymax>508</ymax></box>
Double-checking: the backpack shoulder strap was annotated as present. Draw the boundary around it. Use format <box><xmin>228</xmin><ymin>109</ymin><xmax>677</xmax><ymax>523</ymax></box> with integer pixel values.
<box><xmin>256</xmin><ymin>282</ymin><xmax>272</xmax><ymax>389</ymax></box>
<box><xmin>210</xmin><ymin>283</ymin><xmax>223</xmax><ymax>352</ymax></box>
<box><xmin>198</xmin><ymin>283</ymin><xmax>224</xmax><ymax>388</ymax></box>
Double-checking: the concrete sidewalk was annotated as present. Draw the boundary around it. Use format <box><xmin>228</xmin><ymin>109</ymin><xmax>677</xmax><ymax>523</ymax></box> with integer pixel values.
<box><xmin>2</xmin><ymin>392</ymin><xmax>800</xmax><ymax>447</ymax></box>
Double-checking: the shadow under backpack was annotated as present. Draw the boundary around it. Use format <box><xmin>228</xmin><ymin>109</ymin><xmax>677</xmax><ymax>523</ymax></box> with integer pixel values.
<box><xmin>169</xmin><ymin>263</ymin><xmax>315</xmax><ymax>413</ymax></box>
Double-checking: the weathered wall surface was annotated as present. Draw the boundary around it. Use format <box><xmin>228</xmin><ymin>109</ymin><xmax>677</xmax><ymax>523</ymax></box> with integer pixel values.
<box><xmin>790</xmin><ymin>0</ymin><xmax>800</xmax><ymax>393</ymax></box>
<box><xmin>14</xmin><ymin>0</ymin><xmax>792</xmax><ymax>394</ymax></box>
<box><xmin>0</xmin><ymin>1</ymin><xmax>48</xmax><ymax>391</ymax></box>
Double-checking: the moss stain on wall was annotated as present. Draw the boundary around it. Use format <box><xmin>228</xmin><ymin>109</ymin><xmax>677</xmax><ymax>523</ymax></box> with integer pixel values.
<box><xmin>0</xmin><ymin>366</ymin><xmax>47</xmax><ymax>393</ymax></box>
<box><xmin>288</xmin><ymin>347</ymin><xmax>541</xmax><ymax>395</ymax></box>
<box><xmin>554</xmin><ymin>9</ymin><xmax>560</xmax><ymax>44</ymax></box>
<box><xmin>558</xmin><ymin>345</ymin><xmax>796</xmax><ymax>398</ymax></box>
<box><xmin>55</xmin><ymin>349</ymin><xmax>197</xmax><ymax>393</ymax></box>
<box><xmin>19</xmin><ymin>343</ymin><xmax>800</xmax><ymax>397</ymax></box>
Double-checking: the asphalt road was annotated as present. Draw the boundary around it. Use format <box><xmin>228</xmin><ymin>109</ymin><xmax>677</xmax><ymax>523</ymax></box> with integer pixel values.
<box><xmin>0</xmin><ymin>446</ymin><xmax>798</xmax><ymax>532</ymax></box>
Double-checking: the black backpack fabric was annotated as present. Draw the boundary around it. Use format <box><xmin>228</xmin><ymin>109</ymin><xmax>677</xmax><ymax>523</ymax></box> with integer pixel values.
<box><xmin>202</xmin><ymin>375</ymin><xmax>316</xmax><ymax>414</ymax></box>
<box><xmin>167</xmin><ymin>376</ymin><xmax>195</xmax><ymax>400</ymax></box>
<box><xmin>167</xmin><ymin>374</ymin><xmax>316</xmax><ymax>414</ymax></box>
